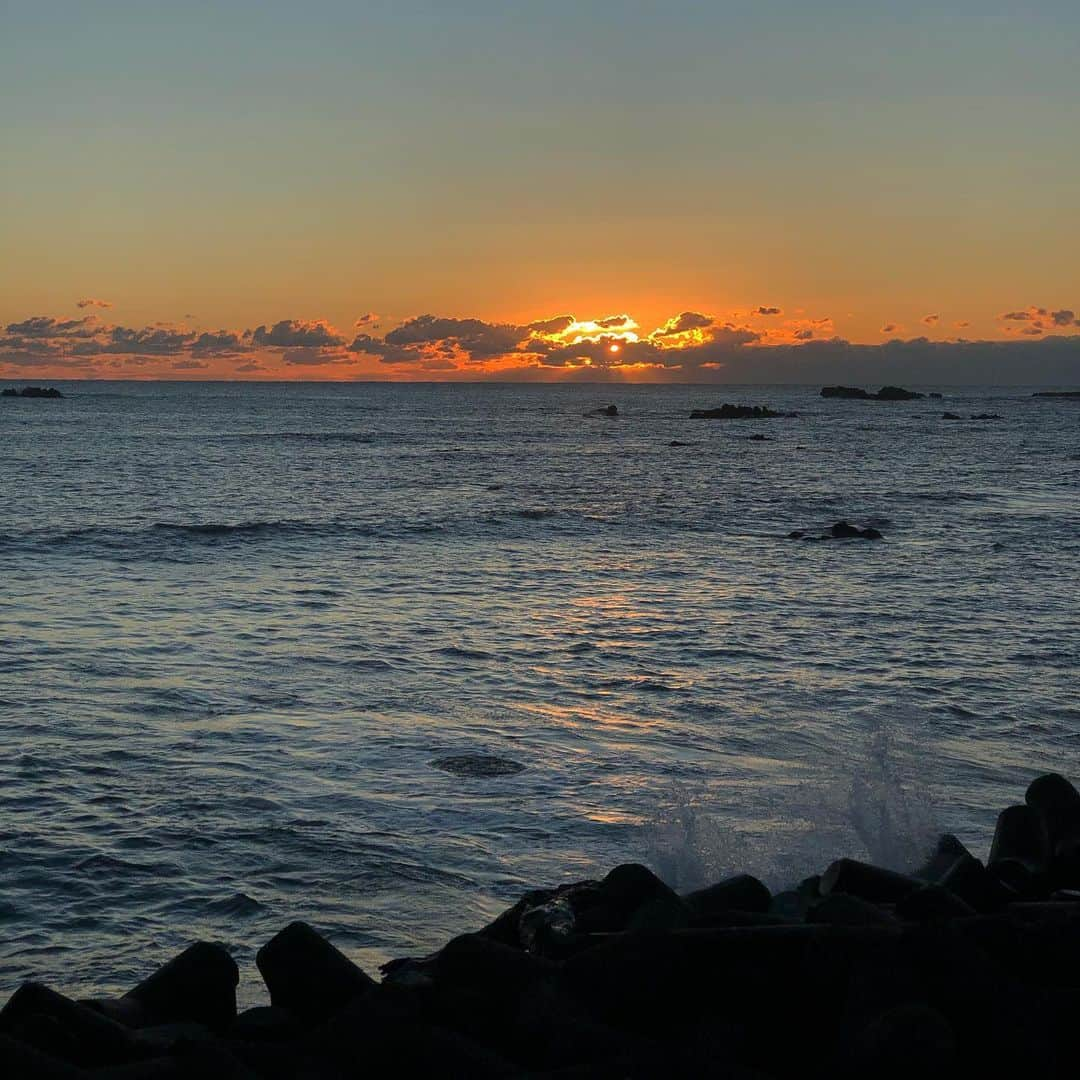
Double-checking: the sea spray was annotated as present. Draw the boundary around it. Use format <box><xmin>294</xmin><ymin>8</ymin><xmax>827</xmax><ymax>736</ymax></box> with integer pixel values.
<box><xmin>644</xmin><ymin>714</ymin><xmax>941</xmax><ymax>891</ymax></box>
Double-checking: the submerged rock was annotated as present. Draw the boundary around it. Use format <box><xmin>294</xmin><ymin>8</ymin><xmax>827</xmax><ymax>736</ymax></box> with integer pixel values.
<box><xmin>431</xmin><ymin>754</ymin><xmax>525</xmax><ymax>778</ymax></box>
<box><xmin>583</xmin><ymin>404</ymin><xmax>618</xmax><ymax>418</ymax></box>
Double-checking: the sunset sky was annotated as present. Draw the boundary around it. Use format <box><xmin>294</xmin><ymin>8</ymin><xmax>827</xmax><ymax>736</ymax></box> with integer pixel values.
<box><xmin>2</xmin><ymin>1</ymin><xmax>1077</xmax><ymax>381</ymax></box>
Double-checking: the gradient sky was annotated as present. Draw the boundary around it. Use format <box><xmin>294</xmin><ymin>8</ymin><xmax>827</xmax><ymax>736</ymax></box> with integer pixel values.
<box><xmin>2</xmin><ymin>1</ymin><xmax>1078</xmax><ymax>381</ymax></box>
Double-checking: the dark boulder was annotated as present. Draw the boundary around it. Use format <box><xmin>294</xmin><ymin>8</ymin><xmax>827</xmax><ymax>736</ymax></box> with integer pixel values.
<box><xmin>256</xmin><ymin>922</ymin><xmax>375</xmax><ymax>1023</ymax></box>
<box><xmin>682</xmin><ymin>874</ymin><xmax>771</xmax><ymax>926</ymax></box>
<box><xmin>1026</xmin><ymin>773</ymin><xmax>1080</xmax><ymax>887</ymax></box>
<box><xmin>122</xmin><ymin>942</ymin><xmax>238</xmax><ymax>1032</ymax></box>
<box><xmin>820</xmin><ymin>859</ymin><xmax>922</xmax><ymax>903</ymax></box>
<box><xmin>970</xmin><ymin>413</ymin><xmax>1003</xmax><ymax>420</ymax></box>
<box><xmin>584</xmin><ymin>404</ymin><xmax>618</xmax><ymax>418</ymax></box>
<box><xmin>942</xmin><ymin>412</ymin><xmax>962</xmax><ymax>420</ymax></box>
<box><xmin>431</xmin><ymin>754</ymin><xmax>525</xmax><ymax>778</ymax></box>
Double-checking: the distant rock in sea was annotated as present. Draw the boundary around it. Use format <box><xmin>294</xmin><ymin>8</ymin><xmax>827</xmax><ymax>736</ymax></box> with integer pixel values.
<box><xmin>788</xmin><ymin>520</ymin><xmax>884</xmax><ymax>541</ymax></box>
<box><xmin>584</xmin><ymin>404</ymin><xmax>618</xmax><ymax>417</ymax></box>
<box><xmin>821</xmin><ymin>385</ymin><xmax>924</xmax><ymax>400</ymax></box>
<box><xmin>689</xmin><ymin>404</ymin><xmax>793</xmax><ymax>419</ymax></box>
<box><xmin>1033</xmin><ymin>391</ymin><xmax>1080</xmax><ymax>398</ymax></box>
<box><xmin>2</xmin><ymin>386</ymin><xmax>63</xmax><ymax>398</ymax></box>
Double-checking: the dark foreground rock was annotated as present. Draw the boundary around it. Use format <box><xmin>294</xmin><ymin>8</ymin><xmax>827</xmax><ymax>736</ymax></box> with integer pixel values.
<box><xmin>8</xmin><ymin>774</ymin><xmax>1080</xmax><ymax>1078</ymax></box>
<box><xmin>689</xmin><ymin>403</ymin><xmax>794</xmax><ymax>419</ymax></box>
<box><xmin>2</xmin><ymin>386</ymin><xmax>63</xmax><ymax>398</ymax></box>
<box><xmin>821</xmin><ymin>385</ymin><xmax>924</xmax><ymax>400</ymax></box>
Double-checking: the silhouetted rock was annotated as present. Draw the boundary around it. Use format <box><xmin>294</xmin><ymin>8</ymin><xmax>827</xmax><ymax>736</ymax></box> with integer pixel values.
<box><xmin>788</xmin><ymin>520</ymin><xmax>884</xmax><ymax>541</ymax></box>
<box><xmin>689</xmin><ymin>403</ymin><xmax>793</xmax><ymax>419</ymax></box>
<box><xmin>667</xmin><ymin>440</ymin><xmax>693</xmax><ymax>447</ymax></box>
<box><xmin>821</xmin><ymin>385</ymin><xmax>871</xmax><ymax>399</ymax></box>
<box><xmin>123</xmin><ymin>942</ymin><xmax>237</xmax><ymax>1032</ymax></box>
<box><xmin>682</xmin><ymin>874</ymin><xmax>771</xmax><ymax>926</ymax></box>
<box><xmin>584</xmin><ymin>404</ymin><xmax>618</xmax><ymax>417</ymax></box>
<box><xmin>929</xmin><ymin>392</ymin><xmax>943</xmax><ymax>398</ymax></box>
<box><xmin>256</xmin><ymin>922</ymin><xmax>375</xmax><ymax>1023</ymax></box>
<box><xmin>896</xmin><ymin>884</ymin><xmax>978</xmax><ymax>923</ymax></box>
<box><xmin>943</xmin><ymin>412</ymin><xmax>962</xmax><ymax>420</ymax></box>
<box><xmin>1026</xmin><ymin>773</ymin><xmax>1080</xmax><ymax>886</ymax></box>
<box><xmin>820</xmin><ymin>858</ymin><xmax>922</xmax><ymax>903</ymax></box>
<box><xmin>821</xmin><ymin>385</ymin><xmax>924</xmax><ymax>400</ymax></box>
<box><xmin>970</xmin><ymin>412</ymin><xmax>1003</xmax><ymax>420</ymax></box>
<box><xmin>2</xmin><ymin>386</ymin><xmax>63</xmax><ymax>398</ymax></box>
<box><xmin>989</xmin><ymin>805</ymin><xmax>1049</xmax><ymax>895</ymax></box>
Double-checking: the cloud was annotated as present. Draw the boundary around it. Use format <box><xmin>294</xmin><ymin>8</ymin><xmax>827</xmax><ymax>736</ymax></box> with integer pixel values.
<box><xmin>76</xmin><ymin>298</ymin><xmax>113</xmax><ymax>309</ymax></box>
<box><xmin>954</xmin><ymin>320</ymin><xmax>970</xmax><ymax>329</ymax></box>
<box><xmin>652</xmin><ymin>311</ymin><xmax>714</xmax><ymax>337</ymax></box>
<box><xmin>282</xmin><ymin>347</ymin><xmax>351</xmax><ymax>366</ymax></box>
<box><xmin>354</xmin><ymin>313</ymin><xmax>379</xmax><ymax>327</ymax></box>
<box><xmin>527</xmin><ymin>315</ymin><xmax>575</xmax><ymax>335</ymax></box>
<box><xmin>171</xmin><ymin>359</ymin><xmax>209</xmax><ymax>370</ymax></box>
<box><xmin>596</xmin><ymin>314</ymin><xmax>633</xmax><ymax>329</ymax></box>
<box><xmin>235</xmin><ymin>361</ymin><xmax>268</xmax><ymax>373</ymax></box>
<box><xmin>794</xmin><ymin>328</ymin><xmax>814</xmax><ymax>340</ymax></box>
<box><xmin>249</xmin><ymin>319</ymin><xmax>345</xmax><ymax>347</ymax></box>
<box><xmin>998</xmin><ymin>305</ymin><xmax>1079</xmax><ymax>335</ymax></box>
<box><xmin>384</xmin><ymin>314</ymin><xmax>527</xmax><ymax>358</ymax></box>
<box><xmin>755</xmin><ymin>306</ymin><xmax>782</xmax><ymax>316</ymax></box>
<box><xmin>6</xmin><ymin>315</ymin><xmax>100</xmax><ymax>338</ymax></box>
<box><xmin>922</xmin><ymin>313</ymin><xmax>940</xmax><ymax>326</ymax></box>
<box><xmin>881</xmin><ymin>323</ymin><xmax>900</xmax><ymax>334</ymax></box>
<box><xmin>191</xmin><ymin>330</ymin><xmax>247</xmax><ymax>355</ymax></box>
<box><xmin>108</xmin><ymin>326</ymin><xmax>194</xmax><ymax>354</ymax></box>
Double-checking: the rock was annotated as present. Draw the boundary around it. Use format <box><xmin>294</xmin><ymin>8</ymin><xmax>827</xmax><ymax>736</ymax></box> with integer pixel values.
<box><xmin>788</xmin><ymin>521</ymin><xmax>884</xmax><ymax>541</ymax></box>
<box><xmin>122</xmin><ymin>943</ymin><xmax>238</xmax><ymax>1032</ymax></box>
<box><xmin>434</xmin><ymin>933</ymin><xmax>555</xmax><ymax>998</ymax></box>
<box><xmin>808</xmin><ymin>894</ymin><xmax>899</xmax><ymax>927</ymax></box>
<box><xmin>820</xmin><ymin>385</ymin><xmax>923</xmax><ymax>400</ymax></box>
<box><xmin>689</xmin><ymin>404</ymin><xmax>793</xmax><ymax>419</ymax></box>
<box><xmin>821</xmin><ymin>385</ymin><xmax>871</xmax><ymax>399</ymax></box>
<box><xmin>928</xmin><ymin>392</ymin><xmax>943</xmax><ymax>398</ymax></box>
<box><xmin>820</xmin><ymin>859</ymin><xmax>923</xmax><ymax>903</ymax></box>
<box><xmin>745</xmin><ymin>433</ymin><xmax>772</xmax><ymax>441</ymax></box>
<box><xmin>876</xmin><ymin>385</ymin><xmax>925</xmax><ymax>400</ymax></box>
<box><xmin>2</xmin><ymin>386</ymin><xmax>63</xmax><ymax>398</ymax></box>
<box><xmin>914</xmin><ymin>834</ymin><xmax>973</xmax><ymax>884</ymax></box>
<box><xmin>936</xmin><ymin>853</ymin><xmax>1013</xmax><ymax>913</ymax></box>
<box><xmin>0</xmin><ymin>1032</ymin><xmax>84</xmax><ymax>1078</ymax></box>
<box><xmin>682</xmin><ymin>874</ymin><xmax>772</xmax><ymax>925</ymax></box>
<box><xmin>0</xmin><ymin>984</ymin><xmax>133</xmax><ymax>1068</ymax></box>
<box><xmin>430</xmin><ymin>754</ymin><xmax>525</xmax><ymax>778</ymax></box>
<box><xmin>667</xmin><ymin>440</ymin><xmax>693</xmax><ymax>447</ymax></box>
<box><xmin>1026</xmin><ymin>773</ymin><xmax>1080</xmax><ymax>886</ymax></box>
<box><xmin>896</xmin><ymin>884</ymin><xmax>977</xmax><ymax>923</ymax></box>
<box><xmin>256</xmin><ymin>921</ymin><xmax>375</xmax><ymax>1023</ymax></box>
<box><xmin>228</xmin><ymin>1006</ymin><xmax>302</xmax><ymax>1043</ymax></box>
<box><xmin>1032</xmin><ymin>391</ymin><xmax>1080</xmax><ymax>397</ymax></box>
<box><xmin>970</xmin><ymin>413</ymin><xmax>1003</xmax><ymax>420</ymax></box>
<box><xmin>988</xmin><ymin>805</ymin><xmax>1049</xmax><ymax>895</ymax></box>
<box><xmin>584</xmin><ymin>404</ymin><xmax>618</xmax><ymax>417</ymax></box>
<box><xmin>596</xmin><ymin>863</ymin><xmax>689</xmax><ymax>932</ymax></box>
<box><xmin>942</xmin><ymin>412</ymin><xmax>962</xmax><ymax>420</ymax></box>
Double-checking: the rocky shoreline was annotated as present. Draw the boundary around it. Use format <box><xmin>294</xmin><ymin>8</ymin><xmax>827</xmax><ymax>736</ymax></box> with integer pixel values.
<box><xmin>6</xmin><ymin>773</ymin><xmax>1080</xmax><ymax>1077</ymax></box>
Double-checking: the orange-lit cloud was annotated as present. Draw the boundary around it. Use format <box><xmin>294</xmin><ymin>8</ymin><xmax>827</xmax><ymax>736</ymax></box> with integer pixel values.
<box><xmin>76</xmin><ymin>297</ymin><xmax>113</xmax><ymax>309</ymax></box>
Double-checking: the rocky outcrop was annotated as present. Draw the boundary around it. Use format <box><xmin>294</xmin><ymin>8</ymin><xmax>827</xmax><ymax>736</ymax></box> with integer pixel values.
<box><xmin>788</xmin><ymin>520</ymin><xmax>884</xmax><ymax>541</ymax></box>
<box><xmin>1</xmin><ymin>386</ymin><xmax>63</xmax><ymax>398</ymax></box>
<box><xmin>583</xmin><ymin>404</ymin><xmax>618</xmax><ymax>417</ymax></box>
<box><xmin>821</xmin><ymin>385</ymin><xmax>924</xmax><ymax>400</ymax></box>
<box><xmin>7</xmin><ymin>775</ymin><xmax>1080</xmax><ymax>1077</ymax></box>
<box><xmin>689</xmin><ymin>404</ymin><xmax>794</xmax><ymax>419</ymax></box>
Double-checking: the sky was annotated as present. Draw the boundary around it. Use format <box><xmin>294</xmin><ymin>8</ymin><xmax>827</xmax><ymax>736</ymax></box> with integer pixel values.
<box><xmin>1</xmin><ymin>1</ymin><xmax>1078</xmax><ymax>382</ymax></box>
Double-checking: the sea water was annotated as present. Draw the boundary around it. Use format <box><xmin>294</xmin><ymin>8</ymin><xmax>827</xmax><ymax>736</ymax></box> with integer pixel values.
<box><xmin>1</xmin><ymin>381</ymin><xmax>1077</xmax><ymax>1002</ymax></box>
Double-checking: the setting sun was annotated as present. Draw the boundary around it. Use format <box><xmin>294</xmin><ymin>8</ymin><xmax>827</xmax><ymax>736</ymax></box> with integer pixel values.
<box><xmin>609</xmin><ymin>343</ymin><xmax>621</xmax><ymax>354</ymax></box>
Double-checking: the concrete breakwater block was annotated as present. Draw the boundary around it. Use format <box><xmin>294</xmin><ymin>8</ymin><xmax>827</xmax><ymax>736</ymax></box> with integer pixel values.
<box><xmin>10</xmin><ymin>773</ymin><xmax>1080</xmax><ymax>1076</ymax></box>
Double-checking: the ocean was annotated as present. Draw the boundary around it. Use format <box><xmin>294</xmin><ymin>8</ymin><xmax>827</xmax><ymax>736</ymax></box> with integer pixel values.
<box><xmin>1</xmin><ymin>380</ymin><xmax>1077</xmax><ymax>1004</ymax></box>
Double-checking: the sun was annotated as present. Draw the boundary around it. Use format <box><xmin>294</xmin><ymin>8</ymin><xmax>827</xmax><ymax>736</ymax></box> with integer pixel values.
<box><xmin>608</xmin><ymin>343</ymin><xmax>621</xmax><ymax>354</ymax></box>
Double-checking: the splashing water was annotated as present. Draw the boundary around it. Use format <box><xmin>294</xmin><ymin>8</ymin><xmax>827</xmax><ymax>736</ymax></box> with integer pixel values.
<box><xmin>645</xmin><ymin>715</ymin><xmax>942</xmax><ymax>892</ymax></box>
